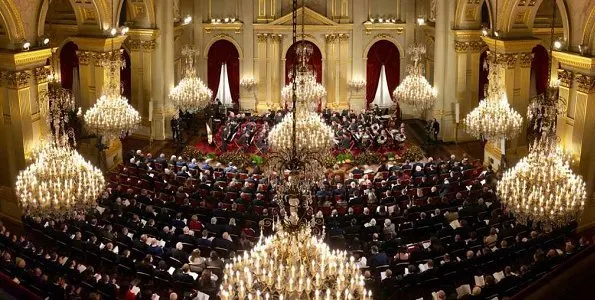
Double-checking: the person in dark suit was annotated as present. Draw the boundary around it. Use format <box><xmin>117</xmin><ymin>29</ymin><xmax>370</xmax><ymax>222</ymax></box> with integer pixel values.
<box><xmin>173</xmin><ymin>264</ymin><xmax>195</xmax><ymax>284</ymax></box>
<box><xmin>211</xmin><ymin>232</ymin><xmax>235</xmax><ymax>251</ymax></box>
<box><xmin>135</xmin><ymin>254</ymin><xmax>155</xmax><ymax>275</ymax></box>
<box><xmin>169</xmin><ymin>242</ymin><xmax>189</xmax><ymax>262</ymax></box>
<box><xmin>196</xmin><ymin>230</ymin><xmax>212</xmax><ymax>247</ymax></box>
<box><xmin>177</xmin><ymin>227</ymin><xmax>197</xmax><ymax>245</ymax></box>
<box><xmin>368</xmin><ymin>246</ymin><xmax>389</xmax><ymax>268</ymax></box>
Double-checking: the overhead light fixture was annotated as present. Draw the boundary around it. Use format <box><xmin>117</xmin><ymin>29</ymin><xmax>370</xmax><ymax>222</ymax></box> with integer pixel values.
<box><xmin>417</xmin><ymin>18</ymin><xmax>425</xmax><ymax>25</ymax></box>
<box><xmin>481</xmin><ymin>27</ymin><xmax>489</xmax><ymax>36</ymax></box>
<box><xmin>109</xmin><ymin>27</ymin><xmax>117</xmax><ymax>36</ymax></box>
<box><xmin>120</xmin><ymin>26</ymin><xmax>129</xmax><ymax>35</ymax></box>
<box><xmin>184</xmin><ymin>15</ymin><xmax>192</xmax><ymax>25</ymax></box>
<box><xmin>553</xmin><ymin>38</ymin><xmax>563</xmax><ymax>50</ymax></box>
<box><xmin>494</xmin><ymin>30</ymin><xmax>500</xmax><ymax>38</ymax></box>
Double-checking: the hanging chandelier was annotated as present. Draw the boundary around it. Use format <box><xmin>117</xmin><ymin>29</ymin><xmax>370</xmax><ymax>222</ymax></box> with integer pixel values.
<box><xmin>496</xmin><ymin>0</ymin><xmax>586</xmax><ymax>229</ymax></box>
<box><xmin>84</xmin><ymin>50</ymin><xmax>141</xmax><ymax>140</ymax></box>
<box><xmin>281</xmin><ymin>43</ymin><xmax>326</xmax><ymax>110</ymax></box>
<box><xmin>169</xmin><ymin>45</ymin><xmax>213</xmax><ymax>114</ymax></box>
<box><xmin>268</xmin><ymin>109</ymin><xmax>334</xmax><ymax>157</ymax></box>
<box><xmin>219</xmin><ymin>1</ymin><xmax>369</xmax><ymax>299</ymax></box>
<box><xmin>392</xmin><ymin>44</ymin><xmax>437</xmax><ymax>112</ymax></box>
<box><xmin>16</xmin><ymin>79</ymin><xmax>105</xmax><ymax>218</ymax></box>
<box><xmin>463</xmin><ymin>57</ymin><xmax>522</xmax><ymax>141</ymax></box>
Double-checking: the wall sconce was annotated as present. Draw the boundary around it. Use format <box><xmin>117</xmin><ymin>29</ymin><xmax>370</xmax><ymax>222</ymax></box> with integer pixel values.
<box><xmin>553</xmin><ymin>38</ymin><xmax>564</xmax><ymax>50</ymax></box>
<box><xmin>240</xmin><ymin>77</ymin><xmax>257</xmax><ymax>91</ymax></box>
<box><xmin>416</xmin><ymin>18</ymin><xmax>426</xmax><ymax>26</ymax></box>
<box><xmin>183</xmin><ymin>16</ymin><xmax>192</xmax><ymax>25</ymax></box>
<box><xmin>22</xmin><ymin>41</ymin><xmax>31</xmax><ymax>51</ymax></box>
<box><xmin>348</xmin><ymin>79</ymin><xmax>366</xmax><ymax>92</ymax></box>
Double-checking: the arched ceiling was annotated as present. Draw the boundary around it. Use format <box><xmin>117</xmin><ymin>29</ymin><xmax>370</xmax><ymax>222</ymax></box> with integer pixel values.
<box><xmin>46</xmin><ymin>0</ymin><xmax>77</xmax><ymax>25</ymax></box>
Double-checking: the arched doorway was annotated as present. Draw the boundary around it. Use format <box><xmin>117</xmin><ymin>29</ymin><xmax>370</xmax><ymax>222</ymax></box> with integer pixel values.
<box><xmin>207</xmin><ymin>40</ymin><xmax>240</xmax><ymax>104</ymax></box>
<box><xmin>59</xmin><ymin>41</ymin><xmax>79</xmax><ymax>90</ymax></box>
<box><xmin>121</xmin><ymin>48</ymin><xmax>132</xmax><ymax>101</ymax></box>
<box><xmin>285</xmin><ymin>40</ymin><xmax>323</xmax><ymax>84</ymax></box>
<box><xmin>531</xmin><ymin>45</ymin><xmax>549</xmax><ymax>95</ymax></box>
<box><xmin>478</xmin><ymin>50</ymin><xmax>489</xmax><ymax>102</ymax></box>
<box><xmin>366</xmin><ymin>40</ymin><xmax>400</xmax><ymax>108</ymax></box>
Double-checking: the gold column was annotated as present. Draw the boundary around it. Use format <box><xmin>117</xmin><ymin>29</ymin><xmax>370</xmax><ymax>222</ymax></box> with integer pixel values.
<box><xmin>126</xmin><ymin>29</ymin><xmax>160</xmax><ymax>138</ymax></box>
<box><xmin>326</xmin><ymin>34</ymin><xmax>338</xmax><ymax>109</ymax></box>
<box><xmin>453</xmin><ymin>38</ymin><xmax>485</xmax><ymax>142</ymax></box>
<box><xmin>338</xmin><ymin>34</ymin><xmax>350</xmax><ymax>110</ymax></box>
<box><xmin>556</xmin><ymin>69</ymin><xmax>573</xmax><ymax>146</ymax></box>
<box><xmin>270</xmin><ymin>34</ymin><xmax>283</xmax><ymax>108</ymax></box>
<box><xmin>34</xmin><ymin>66</ymin><xmax>52</xmax><ymax>137</ymax></box>
<box><xmin>255</xmin><ymin>33</ymin><xmax>269</xmax><ymax>111</ymax></box>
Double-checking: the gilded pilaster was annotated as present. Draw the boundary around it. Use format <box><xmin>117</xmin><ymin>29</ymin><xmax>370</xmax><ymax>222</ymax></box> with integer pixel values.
<box><xmin>269</xmin><ymin>34</ymin><xmax>283</xmax><ymax>108</ymax></box>
<box><xmin>126</xmin><ymin>29</ymin><xmax>160</xmax><ymax>137</ymax></box>
<box><xmin>34</xmin><ymin>66</ymin><xmax>51</xmax><ymax>136</ymax></box>
<box><xmin>255</xmin><ymin>33</ymin><xmax>269</xmax><ymax>111</ymax></box>
<box><xmin>556</xmin><ymin>69</ymin><xmax>573</xmax><ymax>146</ymax></box>
<box><xmin>325</xmin><ymin>34</ymin><xmax>338</xmax><ymax>109</ymax></box>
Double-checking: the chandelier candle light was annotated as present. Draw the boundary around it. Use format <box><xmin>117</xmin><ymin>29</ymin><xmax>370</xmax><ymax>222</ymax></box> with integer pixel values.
<box><xmin>392</xmin><ymin>44</ymin><xmax>437</xmax><ymax>112</ymax></box>
<box><xmin>497</xmin><ymin>0</ymin><xmax>586</xmax><ymax>229</ymax></box>
<box><xmin>463</xmin><ymin>57</ymin><xmax>522</xmax><ymax>141</ymax></box>
<box><xmin>84</xmin><ymin>50</ymin><xmax>141</xmax><ymax>140</ymax></box>
<box><xmin>16</xmin><ymin>76</ymin><xmax>105</xmax><ymax>217</ymax></box>
<box><xmin>169</xmin><ymin>45</ymin><xmax>213</xmax><ymax>114</ymax></box>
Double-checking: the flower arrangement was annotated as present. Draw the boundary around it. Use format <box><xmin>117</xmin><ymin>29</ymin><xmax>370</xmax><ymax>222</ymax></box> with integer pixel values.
<box><xmin>335</xmin><ymin>151</ymin><xmax>354</xmax><ymax>164</ymax></box>
<box><xmin>181</xmin><ymin>146</ymin><xmax>204</xmax><ymax>161</ymax></box>
<box><xmin>217</xmin><ymin>150</ymin><xmax>249</xmax><ymax>167</ymax></box>
<box><xmin>401</xmin><ymin>145</ymin><xmax>425</xmax><ymax>162</ymax></box>
<box><xmin>355</xmin><ymin>151</ymin><xmax>383</xmax><ymax>166</ymax></box>
<box><xmin>250</xmin><ymin>154</ymin><xmax>266</xmax><ymax>166</ymax></box>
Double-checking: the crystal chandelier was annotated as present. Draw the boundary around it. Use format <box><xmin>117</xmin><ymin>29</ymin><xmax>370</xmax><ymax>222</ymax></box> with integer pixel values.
<box><xmin>268</xmin><ymin>109</ymin><xmax>334</xmax><ymax>156</ymax></box>
<box><xmin>220</xmin><ymin>1</ymin><xmax>369</xmax><ymax>298</ymax></box>
<box><xmin>496</xmin><ymin>0</ymin><xmax>586</xmax><ymax>229</ymax></box>
<box><xmin>84</xmin><ymin>50</ymin><xmax>141</xmax><ymax>140</ymax></box>
<box><xmin>169</xmin><ymin>45</ymin><xmax>213</xmax><ymax>114</ymax></box>
<box><xmin>463</xmin><ymin>57</ymin><xmax>523</xmax><ymax>141</ymax></box>
<box><xmin>16</xmin><ymin>78</ymin><xmax>105</xmax><ymax>218</ymax></box>
<box><xmin>392</xmin><ymin>44</ymin><xmax>437</xmax><ymax>112</ymax></box>
<box><xmin>281</xmin><ymin>42</ymin><xmax>326</xmax><ymax>110</ymax></box>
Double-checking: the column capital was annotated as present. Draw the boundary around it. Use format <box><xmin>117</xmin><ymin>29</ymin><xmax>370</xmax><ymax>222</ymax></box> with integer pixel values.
<box><xmin>575</xmin><ymin>73</ymin><xmax>595</xmax><ymax>94</ymax></box>
<box><xmin>481</xmin><ymin>36</ymin><xmax>540</xmax><ymax>54</ymax></box>
<box><xmin>34</xmin><ymin>66</ymin><xmax>52</xmax><ymax>84</ymax></box>
<box><xmin>518</xmin><ymin>52</ymin><xmax>533</xmax><ymax>68</ymax></box>
<box><xmin>493</xmin><ymin>53</ymin><xmax>518</xmax><ymax>69</ymax></box>
<box><xmin>126</xmin><ymin>28</ymin><xmax>160</xmax><ymax>52</ymax></box>
<box><xmin>70</xmin><ymin>36</ymin><xmax>128</xmax><ymax>52</ymax></box>
<box><xmin>325</xmin><ymin>33</ymin><xmax>350</xmax><ymax>43</ymax></box>
<box><xmin>1</xmin><ymin>70</ymin><xmax>32</xmax><ymax>89</ymax></box>
<box><xmin>0</xmin><ymin>48</ymin><xmax>53</xmax><ymax>72</ymax></box>
<box><xmin>269</xmin><ymin>34</ymin><xmax>284</xmax><ymax>43</ymax></box>
<box><xmin>256</xmin><ymin>33</ymin><xmax>269</xmax><ymax>43</ymax></box>
<box><xmin>557</xmin><ymin>69</ymin><xmax>574</xmax><ymax>88</ymax></box>
<box><xmin>454</xmin><ymin>41</ymin><xmax>486</xmax><ymax>53</ymax></box>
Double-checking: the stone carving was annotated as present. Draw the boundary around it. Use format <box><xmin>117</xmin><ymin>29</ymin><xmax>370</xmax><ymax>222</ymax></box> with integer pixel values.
<box><xmin>34</xmin><ymin>66</ymin><xmax>52</xmax><ymax>84</ymax></box>
<box><xmin>256</xmin><ymin>33</ymin><xmax>268</xmax><ymax>42</ymax></box>
<box><xmin>126</xmin><ymin>39</ymin><xmax>157</xmax><ymax>51</ymax></box>
<box><xmin>324</xmin><ymin>33</ymin><xmax>349</xmax><ymax>43</ymax></box>
<box><xmin>575</xmin><ymin>73</ymin><xmax>595</xmax><ymax>94</ymax></box>
<box><xmin>2</xmin><ymin>70</ymin><xmax>32</xmax><ymax>89</ymax></box>
<box><xmin>76</xmin><ymin>50</ymin><xmax>94</xmax><ymax>65</ymax></box>
<box><xmin>270</xmin><ymin>34</ymin><xmax>284</xmax><ymax>43</ymax></box>
<box><xmin>493</xmin><ymin>53</ymin><xmax>517</xmax><ymax>69</ymax></box>
<box><xmin>454</xmin><ymin>41</ymin><xmax>485</xmax><ymax>53</ymax></box>
<box><xmin>518</xmin><ymin>52</ymin><xmax>533</xmax><ymax>68</ymax></box>
<box><xmin>430</xmin><ymin>0</ymin><xmax>436</xmax><ymax>22</ymax></box>
<box><xmin>557</xmin><ymin>69</ymin><xmax>573</xmax><ymax>88</ymax></box>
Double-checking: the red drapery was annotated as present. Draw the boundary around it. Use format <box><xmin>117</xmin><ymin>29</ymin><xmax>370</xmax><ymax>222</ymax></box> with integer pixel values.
<box><xmin>532</xmin><ymin>45</ymin><xmax>549</xmax><ymax>95</ymax></box>
<box><xmin>366</xmin><ymin>40</ymin><xmax>400</xmax><ymax>108</ymax></box>
<box><xmin>59</xmin><ymin>41</ymin><xmax>79</xmax><ymax>90</ymax></box>
<box><xmin>285</xmin><ymin>41</ymin><xmax>322</xmax><ymax>84</ymax></box>
<box><xmin>207</xmin><ymin>40</ymin><xmax>240</xmax><ymax>104</ymax></box>
<box><xmin>478</xmin><ymin>50</ymin><xmax>489</xmax><ymax>102</ymax></box>
<box><xmin>121</xmin><ymin>49</ymin><xmax>132</xmax><ymax>100</ymax></box>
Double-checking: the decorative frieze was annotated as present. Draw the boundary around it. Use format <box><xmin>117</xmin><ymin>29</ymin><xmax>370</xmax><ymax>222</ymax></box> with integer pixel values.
<box><xmin>324</xmin><ymin>33</ymin><xmax>350</xmax><ymax>43</ymax></box>
<box><xmin>34</xmin><ymin>66</ymin><xmax>52</xmax><ymax>84</ymax></box>
<box><xmin>76</xmin><ymin>50</ymin><xmax>94</xmax><ymax>65</ymax></box>
<box><xmin>2</xmin><ymin>70</ymin><xmax>32</xmax><ymax>89</ymax></box>
<box><xmin>454</xmin><ymin>41</ymin><xmax>485</xmax><ymax>53</ymax></box>
<box><xmin>557</xmin><ymin>69</ymin><xmax>573</xmax><ymax>88</ymax></box>
<box><xmin>518</xmin><ymin>52</ymin><xmax>533</xmax><ymax>68</ymax></box>
<box><xmin>493</xmin><ymin>53</ymin><xmax>517</xmax><ymax>69</ymax></box>
<box><xmin>126</xmin><ymin>39</ymin><xmax>157</xmax><ymax>52</ymax></box>
<box><xmin>575</xmin><ymin>73</ymin><xmax>595</xmax><ymax>94</ymax></box>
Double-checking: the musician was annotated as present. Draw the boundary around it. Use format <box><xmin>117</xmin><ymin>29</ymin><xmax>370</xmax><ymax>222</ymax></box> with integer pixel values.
<box><xmin>376</xmin><ymin>131</ymin><xmax>389</xmax><ymax>147</ymax></box>
<box><xmin>431</xmin><ymin>118</ymin><xmax>440</xmax><ymax>141</ymax></box>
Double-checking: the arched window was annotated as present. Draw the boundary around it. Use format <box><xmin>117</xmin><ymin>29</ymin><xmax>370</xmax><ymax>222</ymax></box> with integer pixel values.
<box><xmin>366</xmin><ymin>40</ymin><xmax>400</xmax><ymax>107</ymax></box>
<box><xmin>207</xmin><ymin>40</ymin><xmax>240</xmax><ymax>104</ymax></box>
<box><xmin>285</xmin><ymin>40</ymin><xmax>322</xmax><ymax>84</ymax></box>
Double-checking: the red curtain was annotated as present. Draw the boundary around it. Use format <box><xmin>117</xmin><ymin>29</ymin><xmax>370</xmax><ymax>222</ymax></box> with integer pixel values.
<box><xmin>285</xmin><ymin>41</ymin><xmax>322</xmax><ymax>84</ymax></box>
<box><xmin>532</xmin><ymin>45</ymin><xmax>549</xmax><ymax>95</ymax></box>
<box><xmin>366</xmin><ymin>40</ymin><xmax>400</xmax><ymax>107</ymax></box>
<box><xmin>478</xmin><ymin>50</ymin><xmax>489</xmax><ymax>102</ymax></box>
<box><xmin>207</xmin><ymin>40</ymin><xmax>240</xmax><ymax>103</ymax></box>
<box><xmin>60</xmin><ymin>42</ymin><xmax>79</xmax><ymax>90</ymax></box>
<box><xmin>121</xmin><ymin>49</ymin><xmax>132</xmax><ymax>100</ymax></box>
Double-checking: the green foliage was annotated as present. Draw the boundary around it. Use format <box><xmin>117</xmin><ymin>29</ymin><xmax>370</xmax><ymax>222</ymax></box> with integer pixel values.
<box><xmin>335</xmin><ymin>151</ymin><xmax>354</xmax><ymax>163</ymax></box>
<box><xmin>181</xmin><ymin>146</ymin><xmax>204</xmax><ymax>161</ymax></box>
<box><xmin>217</xmin><ymin>150</ymin><xmax>250</xmax><ymax>167</ymax></box>
<box><xmin>250</xmin><ymin>154</ymin><xmax>266</xmax><ymax>166</ymax></box>
<box><xmin>402</xmin><ymin>145</ymin><xmax>425</xmax><ymax>162</ymax></box>
<box><xmin>355</xmin><ymin>151</ymin><xmax>383</xmax><ymax>166</ymax></box>
<box><xmin>206</xmin><ymin>153</ymin><xmax>216</xmax><ymax>160</ymax></box>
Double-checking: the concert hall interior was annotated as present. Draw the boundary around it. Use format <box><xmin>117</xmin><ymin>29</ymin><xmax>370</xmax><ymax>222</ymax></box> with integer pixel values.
<box><xmin>1</xmin><ymin>0</ymin><xmax>595</xmax><ymax>299</ymax></box>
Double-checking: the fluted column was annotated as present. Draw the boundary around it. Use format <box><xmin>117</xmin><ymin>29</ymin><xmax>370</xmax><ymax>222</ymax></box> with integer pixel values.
<box><xmin>325</xmin><ymin>34</ymin><xmax>338</xmax><ymax>109</ymax></box>
<box><xmin>125</xmin><ymin>29</ymin><xmax>160</xmax><ymax>138</ymax></box>
<box><xmin>255</xmin><ymin>33</ymin><xmax>269</xmax><ymax>111</ymax></box>
<box><xmin>270</xmin><ymin>34</ymin><xmax>283</xmax><ymax>108</ymax></box>
<box><xmin>152</xmin><ymin>0</ymin><xmax>175</xmax><ymax>141</ymax></box>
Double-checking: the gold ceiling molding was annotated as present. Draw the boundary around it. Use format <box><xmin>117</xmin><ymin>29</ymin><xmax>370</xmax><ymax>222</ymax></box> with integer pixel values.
<box><xmin>557</xmin><ymin>69</ymin><xmax>573</xmax><ymax>88</ymax></box>
<box><xmin>575</xmin><ymin>74</ymin><xmax>595</xmax><ymax>94</ymax></box>
<box><xmin>363</xmin><ymin>22</ymin><xmax>405</xmax><ymax>35</ymax></box>
<box><xmin>0</xmin><ymin>48</ymin><xmax>53</xmax><ymax>71</ymax></box>
<box><xmin>1</xmin><ymin>70</ymin><xmax>31</xmax><ymax>89</ymax></box>
<box><xmin>553</xmin><ymin>51</ymin><xmax>595</xmax><ymax>73</ymax></box>
<box><xmin>70</xmin><ymin>36</ymin><xmax>127</xmax><ymax>52</ymax></box>
<box><xmin>0</xmin><ymin>0</ymin><xmax>26</xmax><ymax>42</ymax></box>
